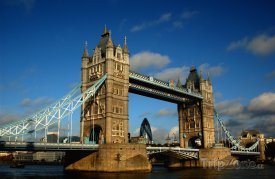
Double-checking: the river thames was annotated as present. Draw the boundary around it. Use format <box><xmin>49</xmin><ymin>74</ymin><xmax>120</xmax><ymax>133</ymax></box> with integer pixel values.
<box><xmin>0</xmin><ymin>164</ymin><xmax>274</xmax><ymax>179</ymax></box>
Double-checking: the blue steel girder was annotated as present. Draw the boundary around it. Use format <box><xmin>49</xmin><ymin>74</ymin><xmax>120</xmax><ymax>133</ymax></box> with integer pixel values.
<box><xmin>129</xmin><ymin>71</ymin><xmax>203</xmax><ymax>103</ymax></box>
<box><xmin>0</xmin><ymin>74</ymin><xmax>107</xmax><ymax>137</ymax></box>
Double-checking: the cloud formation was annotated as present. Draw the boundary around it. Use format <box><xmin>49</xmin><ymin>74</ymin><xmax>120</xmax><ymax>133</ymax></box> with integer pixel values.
<box><xmin>169</xmin><ymin>126</ymin><xmax>179</xmax><ymax>140</ymax></box>
<box><xmin>154</xmin><ymin>66</ymin><xmax>189</xmax><ymax>82</ymax></box>
<box><xmin>227</xmin><ymin>34</ymin><xmax>275</xmax><ymax>56</ymax></box>
<box><xmin>130</xmin><ymin>51</ymin><xmax>170</xmax><ymax>71</ymax></box>
<box><xmin>131</xmin><ymin>10</ymin><xmax>199</xmax><ymax>32</ymax></box>
<box><xmin>130</xmin><ymin>51</ymin><xmax>224</xmax><ymax>83</ymax></box>
<box><xmin>180</xmin><ymin>10</ymin><xmax>199</xmax><ymax>19</ymax></box>
<box><xmin>248</xmin><ymin>92</ymin><xmax>275</xmax><ymax>114</ymax></box>
<box><xmin>20</xmin><ymin>97</ymin><xmax>54</xmax><ymax>108</ymax></box>
<box><xmin>199</xmin><ymin>63</ymin><xmax>224</xmax><ymax>78</ymax></box>
<box><xmin>154</xmin><ymin>108</ymin><xmax>178</xmax><ymax>118</ymax></box>
<box><xmin>130</xmin><ymin>13</ymin><xmax>172</xmax><ymax>32</ymax></box>
<box><xmin>0</xmin><ymin>112</ymin><xmax>21</xmax><ymax>126</ymax></box>
<box><xmin>216</xmin><ymin>92</ymin><xmax>275</xmax><ymax>137</ymax></box>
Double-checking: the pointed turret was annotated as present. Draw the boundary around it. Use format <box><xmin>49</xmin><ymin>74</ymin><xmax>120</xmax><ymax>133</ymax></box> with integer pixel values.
<box><xmin>185</xmin><ymin>65</ymin><xmax>200</xmax><ymax>90</ymax></box>
<box><xmin>106</xmin><ymin>36</ymin><xmax>114</xmax><ymax>48</ymax></box>
<box><xmin>102</xmin><ymin>25</ymin><xmax>109</xmax><ymax>37</ymax></box>
<box><xmin>122</xmin><ymin>36</ymin><xmax>129</xmax><ymax>54</ymax></box>
<box><xmin>105</xmin><ymin>30</ymin><xmax>114</xmax><ymax>59</ymax></box>
<box><xmin>82</xmin><ymin>41</ymin><xmax>89</xmax><ymax>58</ymax></box>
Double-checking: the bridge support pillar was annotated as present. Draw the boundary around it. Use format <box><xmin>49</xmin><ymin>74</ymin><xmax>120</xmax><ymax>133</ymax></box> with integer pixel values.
<box><xmin>64</xmin><ymin>144</ymin><xmax>151</xmax><ymax>172</ymax></box>
<box><xmin>166</xmin><ymin>148</ymin><xmax>232</xmax><ymax>168</ymax></box>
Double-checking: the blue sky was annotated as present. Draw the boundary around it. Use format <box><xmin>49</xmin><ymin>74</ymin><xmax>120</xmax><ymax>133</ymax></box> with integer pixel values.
<box><xmin>0</xmin><ymin>0</ymin><xmax>275</xmax><ymax>142</ymax></box>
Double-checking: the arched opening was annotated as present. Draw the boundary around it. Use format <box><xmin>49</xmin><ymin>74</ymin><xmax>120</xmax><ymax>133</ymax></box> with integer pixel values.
<box><xmin>188</xmin><ymin>136</ymin><xmax>201</xmax><ymax>148</ymax></box>
<box><xmin>89</xmin><ymin>125</ymin><xmax>103</xmax><ymax>144</ymax></box>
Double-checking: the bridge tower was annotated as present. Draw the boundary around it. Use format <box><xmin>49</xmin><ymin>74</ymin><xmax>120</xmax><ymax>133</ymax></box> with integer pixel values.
<box><xmin>178</xmin><ymin>66</ymin><xmax>215</xmax><ymax>148</ymax></box>
<box><xmin>80</xmin><ymin>26</ymin><xmax>130</xmax><ymax>144</ymax></box>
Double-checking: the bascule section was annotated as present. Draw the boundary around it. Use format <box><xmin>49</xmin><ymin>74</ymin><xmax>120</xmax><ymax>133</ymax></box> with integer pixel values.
<box><xmin>80</xmin><ymin>26</ymin><xmax>130</xmax><ymax>144</ymax></box>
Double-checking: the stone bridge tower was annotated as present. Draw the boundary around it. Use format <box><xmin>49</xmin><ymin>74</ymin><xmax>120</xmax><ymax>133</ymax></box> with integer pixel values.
<box><xmin>80</xmin><ymin>26</ymin><xmax>129</xmax><ymax>144</ymax></box>
<box><xmin>178</xmin><ymin>66</ymin><xmax>215</xmax><ymax>148</ymax></box>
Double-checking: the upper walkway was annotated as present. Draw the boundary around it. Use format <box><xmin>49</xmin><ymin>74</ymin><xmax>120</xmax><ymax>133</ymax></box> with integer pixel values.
<box><xmin>129</xmin><ymin>71</ymin><xmax>203</xmax><ymax>103</ymax></box>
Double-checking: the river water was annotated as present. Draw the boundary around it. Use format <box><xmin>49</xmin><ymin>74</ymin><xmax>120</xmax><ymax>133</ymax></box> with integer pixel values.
<box><xmin>0</xmin><ymin>164</ymin><xmax>274</xmax><ymax>179</ymax></box>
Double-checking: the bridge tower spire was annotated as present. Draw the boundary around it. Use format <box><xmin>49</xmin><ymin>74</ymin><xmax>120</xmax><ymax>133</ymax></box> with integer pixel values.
<box><xmin>80</xmin><ymin>26</ymin><xmax>130</xmax><ymax>144</ymax></box>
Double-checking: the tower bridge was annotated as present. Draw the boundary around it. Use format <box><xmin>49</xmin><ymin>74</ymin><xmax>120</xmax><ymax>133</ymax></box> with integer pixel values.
<box><xmin>0</xmin><ymin>27</ymin><xmax>264</xmax><ymax>172</ymax></box>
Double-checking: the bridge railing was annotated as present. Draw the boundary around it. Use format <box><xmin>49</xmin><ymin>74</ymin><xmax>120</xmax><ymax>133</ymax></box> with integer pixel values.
<box><xmin>1</xmin><ymin>141</ymin><xmax>99</xmax><ymax>151</ymax></box>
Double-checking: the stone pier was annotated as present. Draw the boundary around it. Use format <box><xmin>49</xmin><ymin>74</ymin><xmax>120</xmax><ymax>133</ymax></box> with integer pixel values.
<box><xmin>167</xmin><ymin>148</ymin><xmax>233</xmax><ymax>168</ymax></box>
<box><xmin>64</xmin><ymin>144</ymin><xmax>151</xmax><ymax>172</ymax></box>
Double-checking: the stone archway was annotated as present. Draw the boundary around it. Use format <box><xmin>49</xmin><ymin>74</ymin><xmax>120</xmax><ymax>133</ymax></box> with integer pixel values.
<box><xmin>89</xmin><ymin>125</ymin><xmax>102</xmax><ymax>144</ymax></box>
<box><xmin>188</xmin><ymin>136</ymin><xmax>202</xmax><ymax>148</ymax></box>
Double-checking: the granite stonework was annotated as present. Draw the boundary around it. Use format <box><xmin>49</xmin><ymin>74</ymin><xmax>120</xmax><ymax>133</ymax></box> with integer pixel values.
<box><xmin>167</xmin><ymin>148</ymin><xmax>232</xmax><ymax>168</ymax></box>
<box><xmin>64</xmin><ymin>144</ymin><xmax>151</xmax><ymax>172</ymax></box>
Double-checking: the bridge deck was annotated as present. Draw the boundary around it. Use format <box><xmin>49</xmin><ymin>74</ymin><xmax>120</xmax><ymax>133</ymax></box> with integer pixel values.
<box><xmin>0</xmin><ymin>142</ymin><xmax>260</xmax><ymax>157</ymax></box>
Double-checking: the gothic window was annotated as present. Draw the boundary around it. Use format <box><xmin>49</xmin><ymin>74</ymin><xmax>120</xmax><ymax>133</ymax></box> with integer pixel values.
<box><xmin>93</xmin><ymin>103</ymin><xmax>98</xmax><ymax>114</ymax></box>
<box><xmin>117</xmin><ymin>63</ymin><xmax>121</xmax><ymax>71</ymax></box>
<box><xmin>112</xmin><ymin>121</ymin><xmax>124</xmax><ymax>137</ymax></box>
<box><xmin>117</xmin><ymin>53</ymin><xmax>121</xmax><ymax>60</ymax></box>
<box><xmin>196</xmin><ymin>121</ymin><xmax>200</xmax><ymax>128</ymax></box>
<box><xmin>189</xmin><ymin>109</ymin><xmax>194</xmax><ymax>117</ymax></box>
<box><xmin>190</xmin><ymin>121</ymin><xmax>195</xmax><ymax>128</ymax></box>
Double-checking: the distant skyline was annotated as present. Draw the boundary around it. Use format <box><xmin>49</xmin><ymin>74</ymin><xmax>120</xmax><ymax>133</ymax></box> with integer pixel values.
<box><xmin>0</xmin><ymin>0</ymin><xmax>275</xmax><ymax>143</ymax></box>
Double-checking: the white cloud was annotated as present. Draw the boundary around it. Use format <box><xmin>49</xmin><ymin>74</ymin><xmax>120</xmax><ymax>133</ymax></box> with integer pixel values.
<box><xmin>0</xmin><ymin>112</ymin><xmax>21</xmax><ymax>125</ymax></box>
<box><xmin>217</xmin><ymin>99</ymin><xmax>244</xmax><ymax>117</ymax></box>
<box><xmin>151</xmin><ymin>127</ymin><xmax>168</xmax><ymax>144</ymax></box>
<box><xmin>130</xmin><ymin>23</ymin><xmax>146</xmax><ymax>32</ymax></box>
<box><xmin>154</xmin><ymin>66</ymin><xmax>189</xmax><ymax>82</ymax></box>
<box><xmin>199</xmin><ymin>63</ymin><xmax>224</xmax><ymax>78</ymax></box>
<box><xmin>216</xmin><ymin>92</ymin><xmax>275</xmax><ymax>137</ymax></box>
<box><xmin>247</xmin><ymin>34</ymin><xmax>275</xmax><ymax>55</ymax></box>
<box><xmin>181</xmin><ymin>10</ymin><xmax>199</xmax><ymax>19</ymax></box>
<box><xmin>173</xmin><ymin>21</ymin><xmax>183</xmax><ymax>28</ymax></box>
<box><xmin>154</xmin><ymin>108</ymin><xmax>178</xmax><ymax>118</ymax></box>
<box><xmin>227</xmin><ymin>37</ymin><xmax>248</xmax><ymax>51</ymax></box>
<box><xmin>130</xmin><ymin>13</ymin><xmax>172</xmax><ymax>32</ymax></box>
<box><xmin>248</xmin><ymin>92</ymin><xmax>275</xmax><ymax>113</ymax></box>
<box><xmin>20</xmin><ymin>97</ymin><xmax>54</xmax><ymax>108</ymax></box>
<box><xmin>169</xmin><ymin>126</ymin><xmax>179</xmax><ymax>139</ymax></box>
<box><xmin>130</xmin><ymin>51</ymin><xmax>170</xmax><ymax>71</ymax></box>
<box><xmin>227</xmin><ymin>34</ymin><xmax>275</xmax><ymax>56</ymax></box>
<box><xmin>155</xmin><ymin>13</ymin><xmax>172</xmax><ymax>24</ymax></box>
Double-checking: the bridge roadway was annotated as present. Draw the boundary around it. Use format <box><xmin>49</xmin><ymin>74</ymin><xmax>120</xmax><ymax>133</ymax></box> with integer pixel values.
<box><xmin>0</xmin><ymin>142</ymin><xmax>259</xmax><ymax>157</ymax></box>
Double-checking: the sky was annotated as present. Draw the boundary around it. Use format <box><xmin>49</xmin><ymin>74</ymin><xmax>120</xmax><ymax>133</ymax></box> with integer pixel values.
<box><xmin>0</xmin><ymin>0</ymin><xmax>275</xmax><ymax>143</ymax></box>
